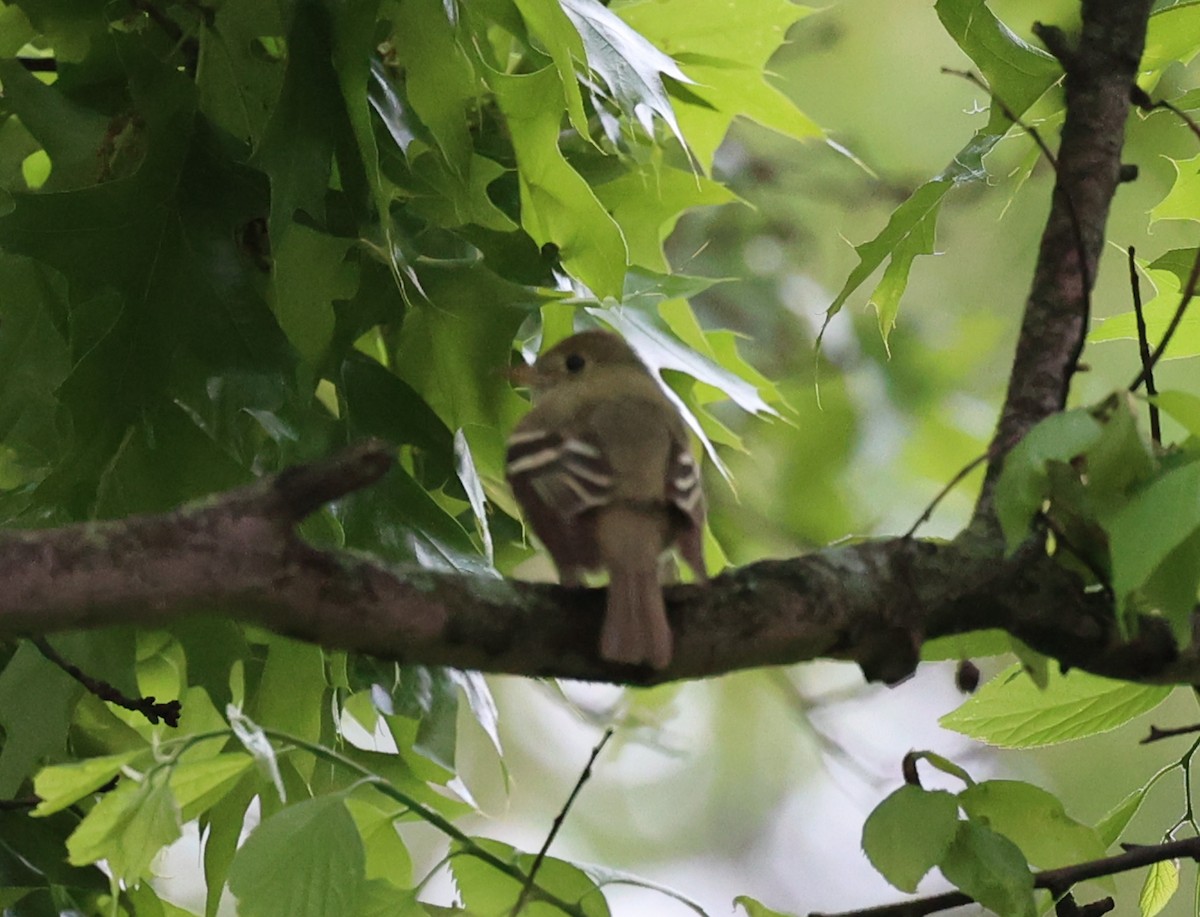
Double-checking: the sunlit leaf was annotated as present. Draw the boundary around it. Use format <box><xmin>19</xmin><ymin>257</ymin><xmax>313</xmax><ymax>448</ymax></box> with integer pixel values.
<box><xmin>941</xmin><ymin>664</ymin><xmax>1173</xmax><ymax>748</ymax></box>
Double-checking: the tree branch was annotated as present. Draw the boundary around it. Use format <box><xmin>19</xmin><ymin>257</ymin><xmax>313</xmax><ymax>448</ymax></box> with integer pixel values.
<box><xmin>0</xmin><ymin>440</ymin><xmax>1188</xmax><ymax>686</ymax></box>
<box><xmin>978</xmin><ymin>0</ymin><xmax>1153</xmax><ymax>510</ymax></box>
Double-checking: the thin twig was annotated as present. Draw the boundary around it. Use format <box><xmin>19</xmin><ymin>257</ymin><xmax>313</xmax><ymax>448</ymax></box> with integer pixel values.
<box><xmin>812</xmin><ymin>835</ymin><xmax>1200</xmax><ymax>917</ymax></box>
<box><xmin>904</xmin><ymin>451</ymin><xmax>989</xmax><ymax>538</ymax></box>
<box><xmin>1127</xmin><ymin>247</ymin><xmax>1161</xmax><ymax>443</ymax></box>
<box><xmin>511</xmin><ymin>728</ymin><xmax>614</xmax><ymax>917</ymax></box>
<box><xmin>1128</xmin><ymin>91</ymin><xmax>1200</xmax><ymax>391</ymax></box>
<box><xmin>1143</xmin><ymin>722</ymin><xmax>1200</xmax><ymax>745</ymax></box>
<box><xmin>33</xmin><ymin>637</ymin><xmax>181</xmax><ymax>727</ymax></box>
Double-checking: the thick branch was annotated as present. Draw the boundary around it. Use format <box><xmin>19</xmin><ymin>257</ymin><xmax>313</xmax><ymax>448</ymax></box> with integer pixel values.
<box><xmin>0</xmin><ymin>442</ymin><xmax>1188</xmax><ymax>686</ymax></box>
<box><xmin>979</xmin><ymin>0</ymin><xmax>1152</xmax><ymax>507</ymax></box>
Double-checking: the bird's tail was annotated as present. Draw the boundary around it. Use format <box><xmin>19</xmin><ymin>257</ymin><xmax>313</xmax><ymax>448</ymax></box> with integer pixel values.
<box><xmin>601</xmin><ymin>566</ymin><xmax>672</xmax><ymax>669</ymax></box>
<box><xmin>597</xmin><ymin>508</ymin><xmax>672</xmax><ymax>669</ymax></box>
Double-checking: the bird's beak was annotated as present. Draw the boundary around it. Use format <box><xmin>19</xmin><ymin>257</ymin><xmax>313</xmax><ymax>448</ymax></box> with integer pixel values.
<box><xmin>509</xmin><ymin>362</ymin><xmax>537</xmax><ymax>388</ymax></box>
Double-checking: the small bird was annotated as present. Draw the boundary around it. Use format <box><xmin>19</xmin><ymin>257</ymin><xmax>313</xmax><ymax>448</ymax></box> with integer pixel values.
<box><xmin>506</xmin><ymin>329</ymin><xmax>707</xmax><ymax>669</ymax></box>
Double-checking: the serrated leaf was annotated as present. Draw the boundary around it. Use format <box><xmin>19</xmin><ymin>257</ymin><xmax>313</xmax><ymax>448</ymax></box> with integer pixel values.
<box><xmin>389</xmin><ymin>0</ymin><xmax>476</xmax><ymax>176</ymax></box>
<box><xmin>593</xmin><ymin>164</ymin><xmax>736</xmax><ymax>272</ymax></box>
<box><xmin>940</xmin><ymin>820</ymin><xmax>1035</xmax><ymax>917</ymax></box>
<box><xmin>958</xmin><ymin>780</ymin><xmax>1105</xmax><ymax>869</ymax></box>
<box><xmin>862</xmin><ymin>786</ymin><xmax>960</xmax><ymax>893</ymax></box>
<box><xmin>1089</xmin><ymin>256</ymin><xmax>1198</xmax><ymax>359</ymax></box>
<box><xmin>935</xmin><ymin>0</ymin><xmax>1060</xmax><ymax>125</ymax></box>
<box><xmin>1139</xmin><ymin>858</ymin><xmax>1179</xmax><ymax>917</ymax></box>
<box><xmin>489</xmin><ymin>66</ymin><xmax>628</xmax><ymax>298</ymax></box>
<box><xmin>228</xmin><ymin>795</ymin><xmax>366</xmax><ymax>917</ymax></box>
<box><xmin>940</xmin><ymin>664</ymin><xmax>1172</xmax><ymax>748</ymax></box>
<box><xmin>823</xmin><ymin>178</ymin><xmax>951</xmax><ymax>343</ymax></box>
<box><xmin>1143</xmin><ymin>2</ymin><xmax>1200</xmax><ymax>78</ymax></box>
<box><xmin>1151</xmin><ymin>153</ymin><xmax>1200</xmax><ymax>226</ymax></box>
<box><xmin>561</xmin><ymin>0</ymin><xmax>692</xmax><ymax>151</ymax></box>
<box><xmin>617</xmin><ymin>0</ymin><xmax>822</xmax><ymax>169</ymax></box>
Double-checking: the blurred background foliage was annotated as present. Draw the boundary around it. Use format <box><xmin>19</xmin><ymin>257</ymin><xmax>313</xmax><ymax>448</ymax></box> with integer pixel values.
<box><xmin>2</xmin><ymin>0</ymin><xmax>1200</xmax><ymax>914</ymax></box>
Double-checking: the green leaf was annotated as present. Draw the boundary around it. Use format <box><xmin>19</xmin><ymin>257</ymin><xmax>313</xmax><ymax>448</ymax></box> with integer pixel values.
<box><xmin>170</xmin><ymin>753</ymin><xmax>255</xmax><ymax>822</ymax></box>
<box><xmin>935</xmin><ymin>0</ymin><xmax>1060</xmax><ymax>124</ymax></box>
<box><xmin>32</xmin><ymin>751</ymin><xmax>142</xmax><ymax>817</ymax></box>
<box><xmin>0</xmin><ymin>643</ymin><xmax>80</xmax><ymax>796</ymax></box>
<box><xmin>940</xmin><ymin>664</ymin><xmax>1173</xmax><ymax>748</ymax></box>
<box><xmin>389</xmin><ymin>0</ymin><xmax>477</xmax><ymax>177</ymax></box>
<box><xmin>561</xmin><ymin>0</ymin><xmax>693</xmax><ymax>150</ymax></box>
<box><xmin>1090</xmin><ymin>254</ymin><xmax>1198</xmax><ymax>359</ymax></box>
<box><xmin>489</xmin><ymin>66</ymin><xmax>628</xmax><ymax>298</ymax></box>
<box><xmin>1106</xmin><ymin>459</ymin><xmax>1200</xmax><ymax>637</ymax></box>
<box><xmin>734</xmin><ymin>896</ymin><xmax>793</xmax><ymax>917</ymax></box>
<box><xmin>861</xmin><ymin>786</ymin><xmax>960</xmax><ymax>893</ymax></box>
<box><xmin>1139</xmin><ymin>858</ymin><xmax>1179</xmax><ymax>917</ymax></box>
<box><xmin>957</xmin><ymin>780</ymin><xmax>1105</xmax><ymax>869</ymax></box>
<box><xmin>450</xmin><ymin>837</ymin><xmax>609</xmax><ymax>916</ymax></box>
<box><xmin>1150</xmin><ymin>153</ymin><xmax>1200</xmax><ymax>226</ymax></box>
<box><xmin>67</xmin><ymin>772</ymin><xmax>182</xmax><ymax>882</ymax></box>
<box><xmin>1095</xmin><ymin>772</ymin><xmax>1166</xmax><ymax>847</ymax></box>
<box><xmin>992</xmin><ymin>407</ymin><xmax>1106</xmax><ymax>549</ymax></box>
<box><xmin>202</xmin><ymin>770</ymin><xmax>260</xmax><ymax>917</ymax></box>
<box><xmin>196</xmin><ymin>1</ymin><xmax>286</xmax><ymax>146</ymax></box>
<box><xmin>253</xmin><ymin>637</ymin><xmax>328</xmax><ymax>746</ymax></box>
<box><xmin>346</xmin><ymin>796</ymin><xmax>413</xmax><ymax>887</ymax></box>
<box><xmin>1152</xmin><ymin>390</ymin><xmax>1200</xmax><ymax>437</ymax></box>
<box><xmin>940</xmin><ymin>820</ymin><xmax>1035</xmax><ymax>917</ymax></box>
<box><xmin>270</xmin><ymin>223</ymin><xmax>359</xmax><ymax>367</ymax></box>
<box><xmin>592</xmin><ymin>163</ymin><xmax>736</xmax><ymax>272</ymax></box>
<box><xmin>823</xmin><ymin>179</ymin><xmax>952</xmax><ymax>341</ymax></box>
<box><xmin>228</xmin><ymin>795</ymin><xmax>366</xmax><ymax>917</ymax></box>
<box><xmin>253</xmin><ymin>0</ymin><xmax>344</xmax><ymax>241</ymax></box>
<box><xmin>0</xmin><ymin>60</ymin><xmax>111</xmax><ymax>192</ymax></box>
<box><xmin>510</xmin><ymin>0</ymin><xmax>591</xmax><ymax>139</ymax></box>
<box><xmin>1143</xmin><ymin>2</ymin><xmax>1200</xmax><ymax>78</ymax></box>
<box><xmin>824</xmin><ymin>0</ymin><xmax>1059</xmax><ymax>343</ymax></box>
<box><xmin>617</xmin><ymin>0</ymin><xmax>822</xmax><ymax>169</ymax></box>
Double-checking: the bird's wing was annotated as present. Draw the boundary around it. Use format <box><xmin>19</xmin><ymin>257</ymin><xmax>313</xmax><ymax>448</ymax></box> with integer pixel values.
<box><xmin>505</xmin><ymin>427</ymin><xmax>614</xmax><ymax>519</ymax></box>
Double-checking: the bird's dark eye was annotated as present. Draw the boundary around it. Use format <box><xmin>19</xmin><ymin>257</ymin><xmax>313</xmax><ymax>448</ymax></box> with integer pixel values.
<box><xmin>565</xmin><ymin>353</ymin><xmax>585</xmax><ymax>373</ymax></box>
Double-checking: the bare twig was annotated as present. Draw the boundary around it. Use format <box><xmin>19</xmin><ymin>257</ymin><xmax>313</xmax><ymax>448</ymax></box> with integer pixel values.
<box><xmin>811</xmin><ymin>835</ymin><xmax>1200</xmax><ymax>917</ymax></box>
<box><xmin>1127</xmin><ymin>90</ymin><xmax>1200</xmax><ymax>391</ymax></box>
<box><xmin>904</xmin><ymin>451</ymin><xmax>989</xmax><ymax>538</ymax></box>
<box><xmin>1127</xmin><ymin>247</ymin><xmax>1161</xmax><ymax>443</ymax></box>
<box><xmin>1142</xmin><ymin>722</ymin><xmax>1200</xmax><ymax>745</ymax></box>
<box><xmin>33</xmin><ymin>637</ymin><xmax>181</xmax><ymax>727</ymax></box>
<box><xmin>511</xmin><ymin>729</ymin><xmax>614</xmax><ymax>916</ymax></box>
